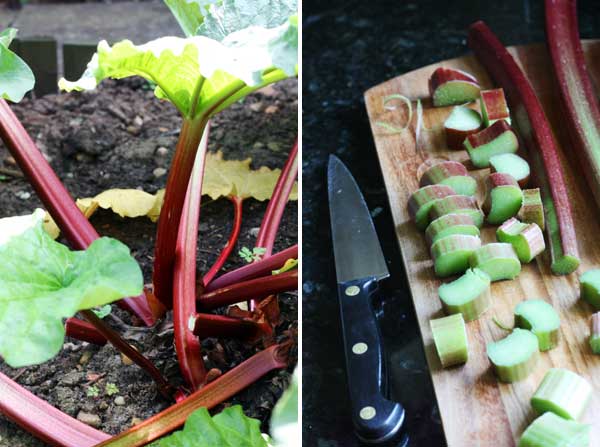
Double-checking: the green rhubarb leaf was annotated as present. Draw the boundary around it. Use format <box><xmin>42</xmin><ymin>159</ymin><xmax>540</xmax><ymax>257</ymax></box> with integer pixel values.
<box><xmin>0</xmin><ymin>28</ymin><xmax>35</xmax><ymax>102</ymax></box>
<box><xmin>59</xmin><ymin>0</ymin><xmax>297</xmax><ymax>119</ymax></box>
<box><xmin>150</xmin><ymin>405</ymin><xmax>268</xmax><ymax>446</ymax></box>
<box><xmin>163</xmin><ymin>0</ymin><xmax>215</xmax><ymax>37</ymax></box>
<box><xmin>270</xmin><ymin>369</ymin><xmax>298</xmax><ymax>446</ymax></box>
<box><xmin>0</xmin><ymin>210</ymin><xmax>143</xmax><ymax>367</ymax></box>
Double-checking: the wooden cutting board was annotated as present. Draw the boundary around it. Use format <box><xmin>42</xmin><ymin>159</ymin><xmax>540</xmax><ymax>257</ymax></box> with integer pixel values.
<box><xmin>364</xmin><ymin>40</ymin><xmax>600</xmax><ymax>446</ymax></box>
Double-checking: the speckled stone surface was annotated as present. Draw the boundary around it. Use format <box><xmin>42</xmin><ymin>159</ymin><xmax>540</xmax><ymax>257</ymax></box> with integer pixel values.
<box><xmin>302</xmin><ymin>1</ymin><xmax>597</xmax><ymax>445</ymax></box>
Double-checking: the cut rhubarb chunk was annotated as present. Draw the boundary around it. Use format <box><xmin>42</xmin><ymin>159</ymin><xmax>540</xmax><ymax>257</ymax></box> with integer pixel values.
<box><xmin>590</xmin><ymin>313</ymin><xmax>600</xmax><ymax>354</ymax></box>
<box><xmin>444</xmin><ymin>106</ymin><xmax>483</xmax><ymax>150</ymax></box>
<box><xmin>431</xmin><ymin>234</ymin><xmax>481</xmax><ymax>277</ymax></box>
<box><xmin>497</xmin><ymin>218</ymin><xmax>545</xmax><ymax>263</ymax></box>
<box><xmin>483</xmin><ymin>173</ymin><xmax>523</xmax><ymax>224</ymax></box>
<box><xmin>408</xmin><ymin>184</ymin><xmax>456</xmax><ymax>230</ymax></box>
<box><xmin>470</xmin><ymin>242</ymin><xmax>521</xmax><ymax>281</ymax></box>
<box><xmin>487</xmin><ymin>328</ymin><xmax>539</xmax><ymax>383</ymax></box>
<box><xmin>429</xmin><ymin>195</ymin><xmax>484</xmax><ymax>228</ymax></box>
<box><xmin>438</xmin><ymin>268</ymin><xmax>491</xmax><ymax>321</ymax></box>
<box><xmin>489</xmin><ymin>153</ymin><xmax>530</xmax><ymax>187</ymax></box>
<box><xmin>531</xmin><ymin>368</ymin><xmax>592</xmax><ymax>421</ymax></box>
<box><xmin>518</xmin><ymin>188</ymin><xmax>545</xmax><ymax>231</ymax></box>
<box><xmin>514</xmin><ymin>299</ymin><xmax>560</xmax><ymax>351</ymax></box>
<box><xmin>580</xmin><ymin>269</ymin><xmax>600</xmax><ymax>310</ymax></box>
<box><xmin>418</xmin><ymin>160</ymin><xmax>477</xmax><ymax>196</ymax></box>
<box><xmin>519</xmin><ymin>412</ymin><xmax>589</xmax><ymax>447</ymax></box>
<box><xmin>480</xmin><ymin>88</ymin><xmax>511</xmax><ymax>126</ymax></box>
<box><xmin>465</xmin><ymin>120</ymin><xmax>519</xmax><ymax>168</ymax></box>
<box><xmin>430</xmin><ymin>313</ymin><xmax>468</xmax><ymax>367</ymax></box>
<box><xmin>429</xmin><ymin>67</ymin><xmax>481</xmax><ymax>107</ymax></box>
<box><xmin>425</xmin><ymin>213</ymin><xmax>480</xmax><ymax>245</ymax></box>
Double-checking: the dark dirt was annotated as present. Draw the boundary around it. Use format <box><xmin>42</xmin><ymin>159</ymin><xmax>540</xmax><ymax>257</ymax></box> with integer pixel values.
<box><xmin>0</xmin><ymin>78</ymin><xmax>298</xmax><ymax>446</ymax></box>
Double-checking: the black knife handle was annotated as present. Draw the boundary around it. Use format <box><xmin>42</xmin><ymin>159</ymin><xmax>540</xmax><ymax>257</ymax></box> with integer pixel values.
<box><xmin>338</xmin><ymin>277</ymin><xmax>405</xmax><ymax>444</ymax></box>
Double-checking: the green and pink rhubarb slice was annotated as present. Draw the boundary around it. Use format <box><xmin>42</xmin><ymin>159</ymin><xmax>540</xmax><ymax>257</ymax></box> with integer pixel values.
<box><xmin>480</xmin><ymin>88</ymin><xmax>511</xmax><ymax>126</ymax></box>
<box><xmin>514</xmin><ymin>299</ymin><xmax>560</xmax><ymax>351</ymax></box>
<box><xmin>464</xmin><ymin>120</ymin><xmax>519</xmax><ymax>168</ymax></box>
<box><xmin>470</xmin><ymin>243</ymin><xmax>521</xmax><ymax>281</ymax></box>
<box><xmin>438</xmin><ymin>268</ymin><xmax>491</xmax><ymax>321</ymax></box>
<box><xmin>444</xmin><ymin>106</ymin><xmax>483</xmax><ymax>150</ymax></box>
<box><xmin>431</xmin><ymin>234</ymin><xmax>481</xmax><ymax>278</ymax></box>
<box><xmin>430</xmin><ymin>313</ymin><xmax>468</xmax><ymax>367</ymax></box>
<box><xmin>429</xmin><ymin>67</ymin><xmax>481</xmax><ymax>107</ymax></box>
<box><xmin>428</xmin><ymin>195</ymin><xmax>484</xmax><ymax>228</ymax></box>
<box><xmin>590</xmin><ymin>313</ymin><xmax>600</xmax><ymax>354</ymax></box>
<box><xmin>531</xmin><ymin>368</ymin><xmax>592</xmax><ymax>421</ymax></box>
<box><xmin>497</xmin><ymin>217</ymin><xmax>545</xmax><ymax>263</ymax></box>
<box><xmin>408</xmin><ymin>184</ymin><xmax>456</xmax><ymax>230</ymax></box>
<box><xmin>425</xmin><ymin>213</ymin><xmax>480</xmax><ymax>245</ymax></box>
<box><xmin>482</xmin><ymin>172</ymin><xmax>523</xmax><ymax>224</ymax></box>
<box><xmin>518</xmin><ymin>188</ymin><xmax>545</xmax><ymax>231</ymax></box>
<box><xmin>419</xmin><ymin>160</ymin><xmax>477</xmax><ymax>197</ymax></box>
<box><xmin>487</xmin><ymin>328</ymin><xmax>539</xmax><ymax>383</ymax></box>
<box><xmin>489</xmin><ymin>153</ymin><xmax>530</xmax><ymax>187</ymax></box>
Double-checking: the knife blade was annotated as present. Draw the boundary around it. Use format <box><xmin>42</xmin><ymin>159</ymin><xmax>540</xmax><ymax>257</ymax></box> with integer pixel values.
<box><xmin>327</xmin><ymin>155</ymin><xmax>406</xmax><ymax>444</ymax></box>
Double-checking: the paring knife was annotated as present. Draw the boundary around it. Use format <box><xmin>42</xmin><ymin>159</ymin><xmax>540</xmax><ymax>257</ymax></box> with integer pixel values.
<box><xmin>327</xmin><ymin>155</ymin><xmax>407</xmax><ymax>444</ymax></box>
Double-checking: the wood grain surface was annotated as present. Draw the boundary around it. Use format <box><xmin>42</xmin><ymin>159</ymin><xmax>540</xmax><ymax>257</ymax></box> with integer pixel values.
<box><xmin>364</xmin><ymin>40</ymin><xmax>600</xmax><ymax>446</ymax></box>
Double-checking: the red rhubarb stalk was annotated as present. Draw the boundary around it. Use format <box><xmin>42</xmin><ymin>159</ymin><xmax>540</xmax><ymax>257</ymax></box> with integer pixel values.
<box><xmin>193</xmin><ymin>313</ymin><xmax>271</xmax><ymax>341</ymax></box>
<box><xmin>468</xmin><ymin>21</ymin><xmax>580</xmax><ymax>274</ymax></box>
<box><xmin>153</xmin><ymin>116</ymin><xmax>208</xmax><ymax>308</ymax></box>
<box><xmin>173</xmin><ymin>123</ymin><xmax>210</xmax><ymax>390</ymax></box>
<box><xmin>0</xmin><ymin>99</ymin><xmax>154</xmax><ymax>325</ymax></box>
<box><xmin>255</xmin><ymin>139</ymin><xmax>298</xmax><ymax>257</ymax></box>
<box><xmin>205</xmin><ymin>244</ymin><xmax>298</xmax><ymax>292</ymax></box>
<box><xmin>65</xmin><ymin>318</ymin><xmax>106</xmax><ymax>345</ymax></box>
<box><xmin>0</xmin><ymin>371</ymin><xmax>110</xmax><ymax>447</ymax></box>
<box><xmin>199</xmin><ymin>269</ymin><xmax>298</xmax><ymax>311</ymax></box>
<box><xmin>96</xmin><ymin>344</ymin><xmax>289</xmax><ymax>447</ymax></box>
<box><xmin>545</xmin><ymin>0</ymin><xmax>600</xmax><ymax>208</ymax></box>
<box><xmin>202</xmin><ymin>196</ymin><xmax>244</xmax><ymax>287</ymax></box>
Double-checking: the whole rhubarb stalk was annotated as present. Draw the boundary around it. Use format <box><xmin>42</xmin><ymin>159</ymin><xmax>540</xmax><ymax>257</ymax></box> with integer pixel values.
<box><xmin>545</xmin><ymin>0</ymin><xmax>600</xmax><ymax>209</ymax></box>
<box><xmin>468</xmin><ymin>21</ymin><xmax>580</xmax><ymax>274</ymax></box>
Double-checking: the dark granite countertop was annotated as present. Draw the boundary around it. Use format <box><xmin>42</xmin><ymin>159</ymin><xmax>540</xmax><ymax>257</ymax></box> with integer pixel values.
<box><xmin>302</xmin><ymin>1</ymin><xmax>598</xmax><ymax>445</ymax></box>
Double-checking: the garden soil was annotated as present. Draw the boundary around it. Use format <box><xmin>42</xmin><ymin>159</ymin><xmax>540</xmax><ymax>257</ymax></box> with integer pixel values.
<box><xmin>0</xmin><ymin>78</ymin><xmax>298</xmax><ymax>446</ymax></box>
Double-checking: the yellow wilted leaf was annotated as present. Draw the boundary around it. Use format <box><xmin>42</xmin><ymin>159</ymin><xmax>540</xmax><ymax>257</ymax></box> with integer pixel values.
<box><xmin>203</xmin><ymin>151</ymin><xmax>298</xmax><ymax>201</ymax></box>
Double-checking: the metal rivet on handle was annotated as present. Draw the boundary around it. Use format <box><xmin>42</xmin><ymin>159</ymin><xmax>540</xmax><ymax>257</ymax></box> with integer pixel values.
<box><xmin>359</xmin><ymin>406</ymin><xmax>376</xmax><ymax>420</ymax></box>
<box><xmin>345</xmin><ymin>285</ymin><xmax>360</xmax><ymax>296</ymax></box>
<box><xmin>352</xmin><ymin>342</ymin><xmax>368</xmax><ymax>355</ymax></box>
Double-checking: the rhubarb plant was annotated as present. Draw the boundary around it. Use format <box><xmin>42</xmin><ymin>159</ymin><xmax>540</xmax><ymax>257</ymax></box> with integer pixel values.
<box><xmin>0</xmin><ymin>210</ymin><xmax>142</xmax><ymax>367</ymax></box>
<box><xmin>0</xmin><ymin>28</ymin><xmax>34</xmax><ymax>102</ymax></box>
<box><xmin>60</xmin><ymin>0</ymin><xmax>298</xmax><ymax>307</ymax></box>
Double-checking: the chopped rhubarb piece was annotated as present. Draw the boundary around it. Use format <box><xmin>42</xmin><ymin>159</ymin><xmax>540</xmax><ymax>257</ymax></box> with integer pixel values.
<box><xmin>444</xmin><ymin>106</ymin><xmax>483</xmax><ymax>150</ymax></box>
<box><xmin>425</xmin><ymin>213</ymin><xmax>480</xmax><ymax>245</ymax></box>
<box><xmin>480</xmin><ymin>88</ymin><xmax>511</xmax><ymax>126</ymax></box>
<box><xmin>497</xmin><ymin>218</ymin><xmax>545</xmax><ymax>263</ymax></box>
<box><xmin>419</xmin><ymin>160</ymin><xmax>477</xmax><ymax>196</ymax></box>
<box><xmin>428</xmin><ymin>195</ymin><xmax>484</xmax><ymax>227</ymax></box>
<box><xmin>468</xmin><ymin>21</ymin><xmax>580</xmax><ymax>275</ymax></box>
<box><xmin>519</xmin><ymin>412</ymin><xmax>589</xmax><ymax>447</ymax></box>
<box><xmin>531</xmin><ymin>368</ymin><xmax>592</xmax><ymax>420</ymax></box>
<box><xmin>470</xmin><ymin>242</ymin><xmax>521</xmax><ymax>281</ymax></box>
<box><xmin>431</xmin><ymin>234</ymin><xmax>481</xmax><ymax>277</ymax></box>
<box><xmin>429</xmin><ymin>67</ymin><xmax>481</xmax><ymax>107</ymax></box>
<box><xmin>464</xmin><ymin>120</ymin><xmax>519</xmax><ymax>168</ymax></box>
<box><xmin>438</xmin><ymin>268</ymin><xmax>491</xmax><ymax>321</ymax></box>
<box><xmin>579</xmin><ymin>269</ymin><xmax>600</xmax><ymax>310</ymax></box>
<box><xmin>482</xmin><ymin>173</ymin><xmax>523</xmax><ymax>224</ymax></box>
<box><xmin>590</xmin><ymin>313</ymin><xmax>600</xmax><ymax>354</ymax></box>
<box><xmin>514</xmin><ymin>299</ymin><xmax>560</xmax><ymax>351</ymax></box>
<box><xmin>408</xmin><ymin>184</ymin><xmax>456</xmax><ymax>230</ymax></box>
<box><xmin>489</xmin><ymin>153</ymin><xmax>530</xmax><ymax>187</ymax></box>
<box><xmin>518</xmin><ymin>188</ymin><xmax>545</xmax><ymax>231</ymax></box>
<box><xmin>487</xmin><ymin>328</ymin><xmax>539</xmax><ymax>383</ymax></box>
<box><xmin>430</xmin><ymin>313</ymin><xmax>468</xmax><ymax>367</ymax></box>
